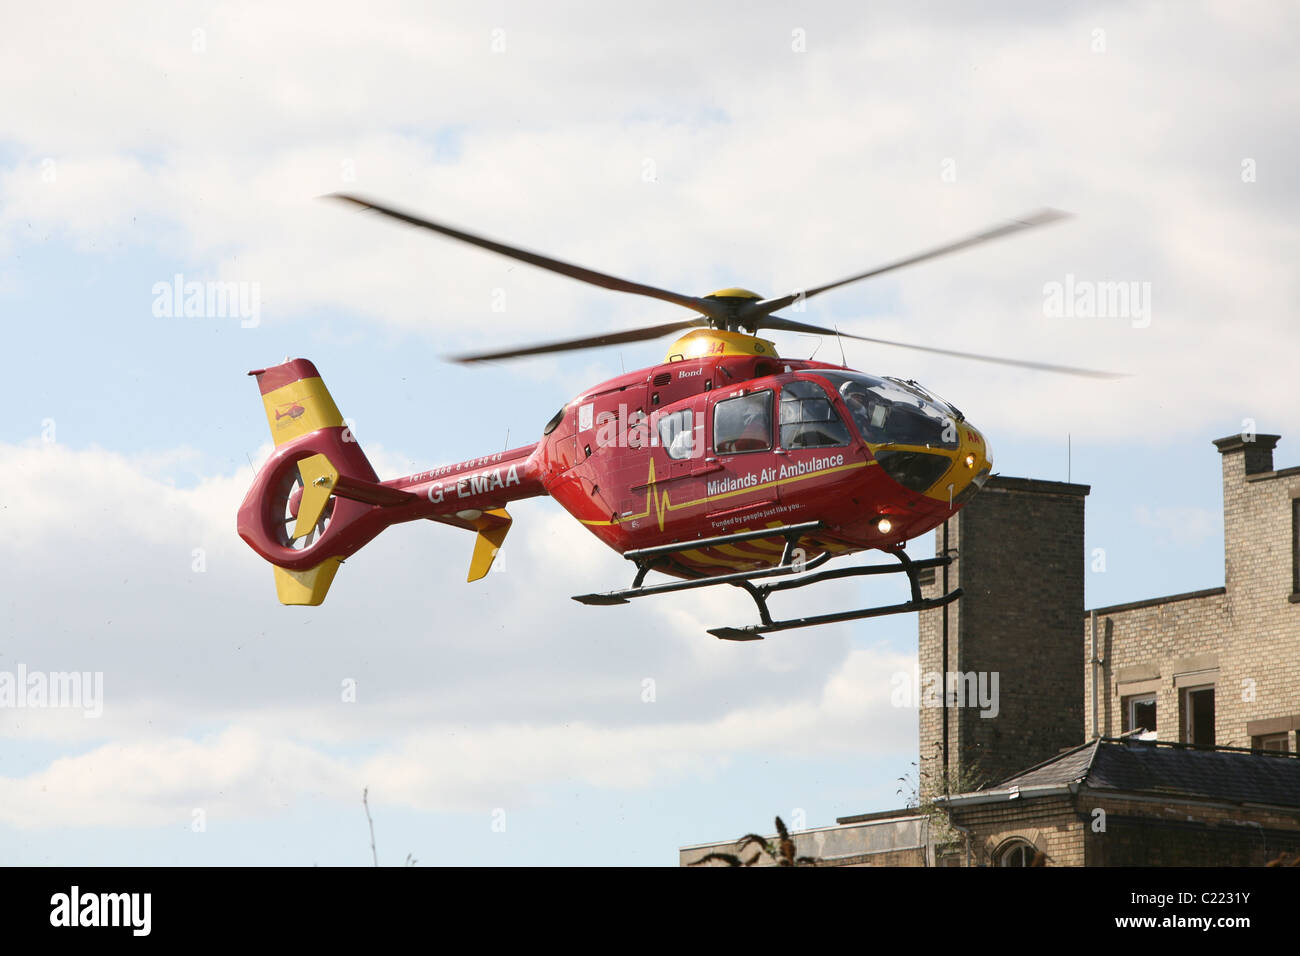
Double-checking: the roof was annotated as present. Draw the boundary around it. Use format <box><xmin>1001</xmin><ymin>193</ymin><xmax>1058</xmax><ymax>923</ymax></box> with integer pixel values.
<box><xmin>1085</xmin><ymin>585</ymin><xmax>1225</xmax><ymax>618</ymax></box>
<box><xmin>978</xmin><ymin>738</ymin><xmax>1300</xmax><ymax>809</ymax></box>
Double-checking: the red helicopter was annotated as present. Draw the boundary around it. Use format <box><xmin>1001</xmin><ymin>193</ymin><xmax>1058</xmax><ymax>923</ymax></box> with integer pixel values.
<box><xmin>237</xmin><ymin>197</ymin><xmax>1119</xmax><ymax>639</ymax></box>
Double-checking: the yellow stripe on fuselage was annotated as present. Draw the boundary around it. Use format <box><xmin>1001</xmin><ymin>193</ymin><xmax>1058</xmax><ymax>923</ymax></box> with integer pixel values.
<box><xmin>679</xmin><ymin>549</ymin><xmax>765</xmax><ymax>569</ymax></box>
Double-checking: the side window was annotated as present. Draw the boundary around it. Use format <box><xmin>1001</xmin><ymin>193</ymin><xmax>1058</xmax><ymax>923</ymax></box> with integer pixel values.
<box><xmin>1254</xmin><ymin>733</ymin><xmax>1290</xmax><ymax>753</ymax></box>
<box><xmin>1292</xmin><ymin>498</ymin><xmax>1299</xmax><ymax>597</ymax></box>
<box><xmin>780</xmin><ymin>381</ymin><xmax>850</xmax><ymax>449</ymax></box>
<box><xmin>714</xmin><ymin>391</ymin><xmax>773</xmax><ymax>454</ymax></box>
<box><xmin>1122</xmin><ymin>694</ymin><xmax>1157</xmax><ymax>735</ymax></box>
<box><xmin>1182</xmin><ymin>686</ymin><xmax>1215</xmax><ymax>748</ymax></box>
<box><xmin>657</xmin><ymin>409</ymin><xmax>695</xmax><ymax>460</ymax></box>
<box><xmin>996</xmin><ymin>841</ymin><xmax>1042</xmax><ymax>867</ymax></box>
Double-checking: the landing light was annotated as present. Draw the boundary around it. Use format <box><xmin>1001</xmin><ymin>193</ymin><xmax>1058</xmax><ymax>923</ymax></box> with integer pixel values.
<box><xmin>876</xmin><ymin>517</ymin><xmax>893</xmax><ymax>534</ymax></box>
<box><xmin>964</xmin><ymin>453</ymin><xmax>976</xmax><ymax>468</ymax></box>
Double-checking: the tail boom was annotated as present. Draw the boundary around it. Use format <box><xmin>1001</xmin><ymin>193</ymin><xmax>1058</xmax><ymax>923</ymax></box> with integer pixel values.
<box><xmin>238</xmin><ymin>358</ymin><xmax>547</xmax><ymax>604</ymax></box>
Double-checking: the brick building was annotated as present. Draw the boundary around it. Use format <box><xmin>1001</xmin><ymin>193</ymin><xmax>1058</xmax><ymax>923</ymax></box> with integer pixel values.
<box><xmin>916</xmin><ymin>475</ymin><xmax>1088</xmax><ymax>789</ymax></box>
<box><xmin>681</xmin><ymin>433</ymin><xmax>1300</xmax><ymax>866</ymax></box>
<box><xmin>1086</xmin><ymin>435</ymin><xmax>1300</xmax><ymax>752</ymax></box>
<box><xmin>681</xmin><ymin>738</ymin><xmax>1300</xmax><ymax>867</ymax></box>
<box><xmin>917</xmin><ymin>432</ymin><xmax>1300</xmax><ymax>793</ymax></box>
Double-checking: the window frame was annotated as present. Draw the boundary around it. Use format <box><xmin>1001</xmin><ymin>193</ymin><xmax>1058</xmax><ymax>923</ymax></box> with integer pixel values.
<box><xmin>1123</xmin><ymin>693</ymin><xmax>1157</xmax><ymax>735</ymax></box>
<box><xmin>778</xmin><ymin>379</ymin><xmax>851</xmax><ymax>451</ymax></box>
<box><xmin>1253</xmin><ymin>733</ymin><xmax>1291</xmax><ymax>754</ymax></box>
<box><xmin>657</xmin><ymin>408</ymin><xmax>696</xmax><ymax>461</ymax></box>
<box><xmin>996</xmin><ymin>840</ymin><xmax>1040</xmax><ymax>867</ymax></box>
<box><xmin>712</xmin><ymin>389</ymin><xmax>774</xmax><ymax>456</ymax></box>
<box><xmin>1181</xmin><ymin>684</ymin><xmax>1216</xmax><ymax>748</ymax></box>
<box><xmin>1291</xmin><ymin>497</ymin><xmax>1300</xmax><ymax>597</ymax></box>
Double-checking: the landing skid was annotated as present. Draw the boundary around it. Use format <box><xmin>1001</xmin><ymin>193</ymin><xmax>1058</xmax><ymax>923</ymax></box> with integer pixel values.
<box><xmin>572</xmin><ymin>521</ymin><xmax>960</xmax><ymax>640</ymax></box>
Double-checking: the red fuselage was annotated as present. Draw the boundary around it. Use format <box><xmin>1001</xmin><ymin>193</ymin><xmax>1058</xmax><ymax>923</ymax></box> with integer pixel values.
<box><xmin>379</xmin><ymin>352</ymin><xmax>991</xmax><ymax>579</ymax></box>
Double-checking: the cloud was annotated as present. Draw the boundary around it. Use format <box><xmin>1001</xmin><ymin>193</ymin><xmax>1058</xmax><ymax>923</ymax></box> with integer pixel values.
<box><xmin>2</xmin><ymin>3</ymin><xmax>1297</xmax><ymax>442</ymax></box>
<box><xmin>0</xmin><ymin>439</ymin><xmax>916</xmax><ymax>827</ymax></box>
<box><xmin>3</xmin><ymin>0</ymin><xmax>1297</xmax><ymax>841</ymax></box>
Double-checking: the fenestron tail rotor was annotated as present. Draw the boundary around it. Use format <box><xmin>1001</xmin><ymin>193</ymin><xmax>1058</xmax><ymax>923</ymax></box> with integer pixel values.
<box><xmin>327</xmin><ymin>194</ymin><xmax>1123</xmax><ymax>377</ymax></box>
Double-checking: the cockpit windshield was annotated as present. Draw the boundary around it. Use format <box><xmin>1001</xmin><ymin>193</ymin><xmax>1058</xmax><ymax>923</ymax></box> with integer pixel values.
<box><xmin>814</xmin><ymin>371</ymin><xmax>961</xmax><ymax>450</ymax></box>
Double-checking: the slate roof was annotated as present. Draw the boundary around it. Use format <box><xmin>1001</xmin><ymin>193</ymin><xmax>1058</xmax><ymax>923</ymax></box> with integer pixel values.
<box><xmin>988</xmin><ymin>738</ymin><xmax>1300</xmax><ymax>809</ymax></box>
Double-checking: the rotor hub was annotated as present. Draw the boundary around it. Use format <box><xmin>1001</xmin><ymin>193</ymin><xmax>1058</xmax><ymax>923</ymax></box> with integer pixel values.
<box><xmin>702</xmin><ymin>289</ymin><xmax>763</xmax><ymax>333</ymax></box>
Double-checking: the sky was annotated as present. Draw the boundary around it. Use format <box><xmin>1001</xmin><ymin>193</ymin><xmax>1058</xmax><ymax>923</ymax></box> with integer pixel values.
<box><xmin>1</xmin><ymin>1</ymin><xmax>1297</xmax><ymax>865</ymax></box>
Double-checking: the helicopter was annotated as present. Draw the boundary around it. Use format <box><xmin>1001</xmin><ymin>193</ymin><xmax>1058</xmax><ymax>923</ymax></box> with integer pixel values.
<box><xmin>237</xmin><ymin>197</ymin><xmax>1120</xmax><ymax>639</ymax></box>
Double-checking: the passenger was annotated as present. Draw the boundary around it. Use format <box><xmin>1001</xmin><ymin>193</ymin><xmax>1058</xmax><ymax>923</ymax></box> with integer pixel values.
<box><xmin>668</xmin><ymin>428</ymin><xmax>695</xmax><ymax>459</ymax></box>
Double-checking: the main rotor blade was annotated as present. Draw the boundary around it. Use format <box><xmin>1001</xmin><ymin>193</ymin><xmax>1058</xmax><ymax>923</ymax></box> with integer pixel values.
<box><xmin>448</xmin><ymin>318</ymin><xmax>709</xmax><ymax>364</ymax></box>
<box><xmin>761</xmin><ymin>315</ymin><xmax>1127</xmax><ymax>379</ymax></box>
<box><xmin>742</xmin><ymin>209</ymin><xmax>1071</xmax><ymax>321</ymax></box>
<box><xmin>326</xmin><ymin>193</ymin><xmax>729</xmax><ymax>321</ymax></box>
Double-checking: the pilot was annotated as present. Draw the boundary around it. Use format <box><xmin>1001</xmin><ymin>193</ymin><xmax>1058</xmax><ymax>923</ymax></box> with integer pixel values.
<box><xmin>841</xmin><ymin>383</ymin><xmax>887</xmax><ymax>443</ymax></box>
<box><xmin>733</xmin><ymin>403</ymin><xmax>770</xmax><ymax>451</ymax></box>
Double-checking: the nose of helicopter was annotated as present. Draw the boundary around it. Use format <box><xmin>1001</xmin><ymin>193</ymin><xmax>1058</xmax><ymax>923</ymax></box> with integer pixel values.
<box><xmin>944</xmin><ymin>422</ymin><xmax>992</xmax><ymax>507</ymax></box>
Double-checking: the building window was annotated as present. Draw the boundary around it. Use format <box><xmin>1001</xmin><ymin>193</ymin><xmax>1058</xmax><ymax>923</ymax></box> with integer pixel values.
<box><xmin>1254</xmin><ymin>733</ymin><xmax>1291</xmax><ymax>753</ymax></box>
<box><xmin>996</xmin><ymin>840</ymin><xmax>1042</xmax><ymax>867</ymax></box>
<box><xmin>1293</xmin><ymin>499</ymin><xmax>1300</xmax><ymax>595</ymax></box>
<box><xmin>935</xmin><ymin>844</ymin><xmax>963</xmax><ymax>867</ymax></box>
<box><xmin>1182</xmin><ymin>686</ymin><xmax>1215</xmax><ymax>748</ymax></box>
<box><xmin>1123</xmin><ymin>694</ymin><xmax>1157</xmax><ymax>735</ymax></box>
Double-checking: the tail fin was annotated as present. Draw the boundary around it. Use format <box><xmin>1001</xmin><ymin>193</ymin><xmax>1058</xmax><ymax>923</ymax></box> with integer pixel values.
<box><xmin>255</xmin><ymin>359</ymin><xmax>348</xmax><ymax>449</ymax></box>
<box><xmin>238</xmin><ymin>359</ymin><xmax>413</xmax><ymax>606</ymax></box>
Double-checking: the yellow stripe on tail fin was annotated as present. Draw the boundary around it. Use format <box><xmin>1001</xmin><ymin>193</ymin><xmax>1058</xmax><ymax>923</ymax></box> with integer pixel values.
<box><xmin>250</xmin><ymin>359</ymin><xmax>345</xmax><ymax>446</ymax></box>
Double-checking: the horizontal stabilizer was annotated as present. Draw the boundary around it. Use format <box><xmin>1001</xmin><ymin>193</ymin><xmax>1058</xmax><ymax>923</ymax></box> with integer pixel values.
<box><xmin>467</xmin><ymin>508</ymin><xmax>512</xmax><ymax>582</ymax></box>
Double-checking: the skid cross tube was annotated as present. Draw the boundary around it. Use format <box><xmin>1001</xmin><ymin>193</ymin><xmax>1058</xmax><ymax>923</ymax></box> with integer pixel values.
<box><xmin>708</xmin><ymin>549</ymin><xmax>960</xmax><ymax>641</ymax></box>
<box><xmin>573</xmin><ymin>521</ymin><xmax>960</xmax><ymax>641</ymax></box>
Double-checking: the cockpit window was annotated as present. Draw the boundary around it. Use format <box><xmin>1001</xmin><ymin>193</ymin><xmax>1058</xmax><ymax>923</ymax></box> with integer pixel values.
<box><xmin>714</xmin><ymin>390</ymin><xmax>773</xmax><ymax>454</ymax></box>
<box><xmin>817</xmin><ymin>371</ymin><xmax>960</xmax><ymax>450</ymax></box>
<box><xmin>780</xmin><ymin>380</ymin><xmax>850</xmax><ymax>449</ymax></box>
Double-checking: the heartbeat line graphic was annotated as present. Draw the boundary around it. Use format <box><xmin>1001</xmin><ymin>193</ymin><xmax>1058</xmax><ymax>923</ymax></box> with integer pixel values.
<box><xmin>589</xmin><ymin>457</ymin><xmax>868</xmax><ymax>531</ymax></box>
